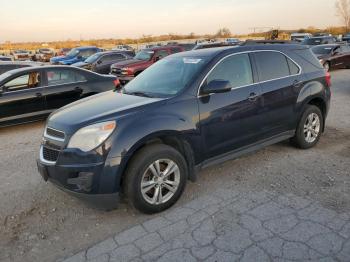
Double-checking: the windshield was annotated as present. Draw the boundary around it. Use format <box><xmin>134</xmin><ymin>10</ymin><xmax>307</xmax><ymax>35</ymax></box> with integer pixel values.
<box><xmin>134</xmin><ymin>50</ymin><xmax>154</xmax><ymax>61</ymax></box>
<box><xmin>311</xmin><ymin>46</ymin><xmax>334</xmax><ymax>55</ymax></box>
<box><xmin>123</xmin><ymin>56</ymin><xmax>209</xmax><ymax>98</ymax></box>
<box><xmin>65</xmin><ymin>48</ymin><xmax>80</xmax><ymax>57</ymax></box>
<box><xmin>85</xmin><ymin>53</ymin><xmax>100</xmax><ymax>63</ymax></box>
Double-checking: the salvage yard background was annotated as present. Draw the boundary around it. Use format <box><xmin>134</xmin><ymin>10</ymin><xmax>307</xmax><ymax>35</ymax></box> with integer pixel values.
<box><xmin>0</xmin><ymin>70</ymin><xmax>349</xmax><ymax>262</ymax></box>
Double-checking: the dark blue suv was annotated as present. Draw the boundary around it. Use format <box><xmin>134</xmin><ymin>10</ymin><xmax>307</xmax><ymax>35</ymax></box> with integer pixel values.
<box><xmin>37</xmin><ymin>44</ymin><xmax>331</xmax><ymax>213</ymax></box>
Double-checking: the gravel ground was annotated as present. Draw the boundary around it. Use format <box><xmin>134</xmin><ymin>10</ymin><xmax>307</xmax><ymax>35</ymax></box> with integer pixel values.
<box><xmin>0</xmin><ymin>70</ymin><xmax>349</xmax><ymax>262</ymax></box>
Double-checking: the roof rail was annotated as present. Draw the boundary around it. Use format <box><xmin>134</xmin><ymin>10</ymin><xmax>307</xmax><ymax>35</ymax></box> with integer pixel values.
<box><xmin>241</xmin><ymin>40</ymin><xmax>296</xmax><ymax>46</ymax></box>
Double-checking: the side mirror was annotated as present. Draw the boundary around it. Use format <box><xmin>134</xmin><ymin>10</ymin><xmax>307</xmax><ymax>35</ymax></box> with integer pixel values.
<box><xmin>0</xmin><ymin>86</ymin><xmax>4</xmax><ymax>96</ymax></box>
<box><xmin>97</xmin><ymin>60</ymin><xmax>102</xmax><ymax>64</ymax></box>
<box><xmin>201</xmin><ymin>80</ymin><xmax>232</xmax><ymax>95</ymax></box>
<box><xmin>77</xmin><ymin>55</ymin><xmax>83</xmax><ymax>59</ymax></box>
<box><xmin>154</xmin><ymin>56</ymin><xmax>161</xmax><ymax>62</ymax></box>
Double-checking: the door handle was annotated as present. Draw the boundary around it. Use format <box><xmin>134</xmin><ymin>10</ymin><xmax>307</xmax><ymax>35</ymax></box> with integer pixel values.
<box><xmin>35</xmin><ymin>92</ymin><xmax>42</xmax><ymax>97</ymax></box>
<box><xmin>248</xmin><ymin>92</ymin><xmax>259</xmax><ymax>102</ymax></box>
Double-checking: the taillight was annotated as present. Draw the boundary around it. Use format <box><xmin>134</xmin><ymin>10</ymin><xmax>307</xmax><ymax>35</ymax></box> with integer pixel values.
<box><xmin>325</xmin><ymin>72</ymin><xmax>331</xmax><ymax>88</ymax></box>
<box><xmin>113</xmin><ymin>79</ymin><xmax>121</xmax><ymax>88</ymax></box>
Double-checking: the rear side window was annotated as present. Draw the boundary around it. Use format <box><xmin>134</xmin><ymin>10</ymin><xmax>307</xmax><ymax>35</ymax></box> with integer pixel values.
<box><xmin>254</xmin><ymin>51</ymin><xmax>297</xmax><ymax>82</ymax></box>
<box><xmin>206</xmin><ymin>53</ymin><xmax>253</xmax><ymax>88</ymax></box>
<box><xmin>46</xmin><ymin>69</ymin><xmax>86</xmax><ymax>86</ymax></box>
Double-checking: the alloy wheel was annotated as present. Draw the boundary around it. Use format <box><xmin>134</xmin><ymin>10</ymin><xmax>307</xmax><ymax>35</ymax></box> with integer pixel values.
<box><xmin>141</xmin><ymin>159</ymin><xmax>180</xmax><ymax>205</ymax></box>
<box><xmin>303</xmin><ymin>113</ymin><xmax>321</xmax><ymax>143</ymax></box>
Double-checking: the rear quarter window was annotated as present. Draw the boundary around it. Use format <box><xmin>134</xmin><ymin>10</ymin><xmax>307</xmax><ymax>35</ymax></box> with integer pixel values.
<box><xmin>293</xmin><ymin>49</ymin><xmax>324</xmax><ymax>70</ymax></box>
<box><xmin>254</xmin><ymin>51</ymin><xmax>291</xmax><ymax>82</ymax></box>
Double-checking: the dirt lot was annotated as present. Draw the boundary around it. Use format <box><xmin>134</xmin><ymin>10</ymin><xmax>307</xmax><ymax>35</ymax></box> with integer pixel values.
<box><xmin>0</xmin><ymin>70</ymin><xmax>349</xmax><ymax>262</ymax></box>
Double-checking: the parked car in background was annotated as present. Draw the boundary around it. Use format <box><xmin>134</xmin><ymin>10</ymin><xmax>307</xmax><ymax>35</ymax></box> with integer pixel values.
<box><xmin>112</xmin><ymin>45</ymin><xmax>134</xmax><ymax>52</ymax></box>
<box><xmin>11</xmin><ymin>50</ymin><xmax>31</xmax><ymax>61</ymax></box>
<box><xmin>342</xmin><ymin>33</ymin><xmax>350</xmax><ymax>43</ymax></box>
<box><xmin>226</xmin><ymin>38</ymin><xmax>241</xmax><ymax>45</ymax></box>
<box><xmin>32</xmin><ymin>48</ymin><xmax>55</xmax><ymax>62</ymax></box>
<box><xmin>167</xmin><ymin>43</ymin><xmax>196</xmax><ymax>51</ymax></box>
<box><xmin>37</xmin><ymin>44</ymin><xmax>330</xmax><ymax>213</ymax></box>
<box><xmin>0</xmin><ymin>56</ymin><xmax>12</xmax><ymax>61</ymax></box>
<box><xmin>301</xmin><ymin>36</ymin><xmax>336</xmax><ymax>46</ymax></box>
<box><xmin>56</xmin><ymin>48</ymin><xmax>71</xmax><ymax>56</ymax></box>
<box><xmin>110</xmin><ymin>46</ymin><xmax>185</xmax><ymax>84</ymax></box>
<box><xmin>50</xmin><ymin>46</ymin><xmax>101</xmax><ymax>65</ymax></box>
<box><xmin>72</xmin><ymin>51</ymin><xmax>134</xmax><ymax>74</ymax></box>
<box><xmin>290</xmin><ymin>33</ymin><xmax>312</xmax><ymax>42</ymax></box>
<box><xmin>0</xmin><ymin>65</ymin><xmax>117</xmax><ymax>127</ymax></box>
<box><xmin>311</xmin><ymin>44</ymin><xmax>350</xmax><ymax>71</ymax></box>
<box><xmin>192</xmin><ymin>42</ymin><xmax>230</xmax><ymax>50</ymax></box>
<box><xmin>0</xmin><ymin>61</ymin><xmax>44</xmax><ymax>75</ymax></box>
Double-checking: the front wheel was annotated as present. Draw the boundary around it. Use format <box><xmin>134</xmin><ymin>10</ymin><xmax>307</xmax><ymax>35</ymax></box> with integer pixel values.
<box><xmin>123</xmin><ymin>144</ymin><xmax>188</xmax><ymax>214</ymax></box>
<box><xmin>291</xmin><ymin>105</ymin><xmax>323</xmax><ymax>149</ymax></box>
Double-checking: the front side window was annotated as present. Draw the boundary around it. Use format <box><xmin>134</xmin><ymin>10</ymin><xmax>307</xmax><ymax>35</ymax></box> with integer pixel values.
<box><xmin>4</xmin><ymin>72</ymin><xmax>40</xmax><ymax>91</ymax></box>
<box><xmin>206</xmin><ymin>53</ymin><xmax>253</xmax><ymax>88</ymax></box>
<box><xmin>255</xmin><ymin>51</ymin><xmax>293</xmax><ymax>82</ymax></box>
<box><xmin>46</xmin><ymin>70</ymin><xmax>78</xmax><ymax>86</ymax></box>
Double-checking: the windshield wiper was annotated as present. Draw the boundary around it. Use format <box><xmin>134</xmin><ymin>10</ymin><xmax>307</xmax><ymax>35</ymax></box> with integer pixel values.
<box><xmin>123</xmin><ymin>90</ymin><xmax>154</xmax><ymax>98</ymax></box>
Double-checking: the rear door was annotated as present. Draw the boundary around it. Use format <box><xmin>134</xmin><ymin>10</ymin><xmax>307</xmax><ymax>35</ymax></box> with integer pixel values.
<box><xmin>0</xmin><ymin>70</ymin><xmax>46</xmax><ymax>123</ymax></box>
<box><xmin>252</xmin><ymin>50</ymin><xmax>302</xmax><ymax>137</ymax></box>
<box><xmin>198</xmin><ymin>53</ymin><xmax>263</xmax><ymax>159</ymax></box>
<box><xmin>42</xmin><ymin>68</ymin><xmax>86</xmax><ymax>110</ymax></box>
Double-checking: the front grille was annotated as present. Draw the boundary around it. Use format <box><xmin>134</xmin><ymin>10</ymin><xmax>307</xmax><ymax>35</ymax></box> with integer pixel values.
<box><xmin>46</xmin><ymin>127</ymin><xmax>65</xmax><ymax>140</ymax></box>
<box><xmin>111</xmin><ymin>68</ymin><xmax>122</xmax><ymax>75</ymax></box>
<box><xmin>43</xmin><ymin>146</ymin><xmax>60</xmax><ymax>162</ymax></box>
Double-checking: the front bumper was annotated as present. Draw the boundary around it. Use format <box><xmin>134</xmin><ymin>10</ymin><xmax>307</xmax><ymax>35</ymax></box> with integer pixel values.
<box><xmin>37</xmin><ymin>144</ymin><xmax>123</xmax><ymax>209</ymax></box>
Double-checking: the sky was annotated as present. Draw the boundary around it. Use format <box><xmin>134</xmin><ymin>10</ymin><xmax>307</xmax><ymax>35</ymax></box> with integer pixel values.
<box><xmin>0</xmin><ymin>0</ymin><xmax>341</xmax><ymax>43</ymax></box>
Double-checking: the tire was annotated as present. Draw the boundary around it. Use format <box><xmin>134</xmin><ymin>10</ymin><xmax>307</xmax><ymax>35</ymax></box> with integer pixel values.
<box><xmin>123</xmin><ymin>144</ymin><xmax>188</xmax><ymax>214</ymax></box>
<box><xmin>291</xmin><ymin>105</ymin><xmax>324</xmax><ymax>149</ymax></box>
<box><xmin>324</xmin><ymin>61</ymin><xmax>330</xmax><ymax>72</ymax></box>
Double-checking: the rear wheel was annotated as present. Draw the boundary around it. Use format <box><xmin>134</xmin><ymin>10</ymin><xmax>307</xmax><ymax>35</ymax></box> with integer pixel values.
<box><xmin>123</xmin><ymin>144</ymin><xmax>188</xmax><ymax>214</ymax></box>
<box><xmin>291</xmin><ymin>105</ymin><xmax>323</xmax><ymax>149</ymax></box>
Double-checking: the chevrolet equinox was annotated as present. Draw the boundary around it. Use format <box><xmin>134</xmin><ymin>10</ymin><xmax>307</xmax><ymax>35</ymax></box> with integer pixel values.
<box><xmin>37</xmin><ymin>44</ymin><xmax>331</xmax><ymax>214</ymax></box>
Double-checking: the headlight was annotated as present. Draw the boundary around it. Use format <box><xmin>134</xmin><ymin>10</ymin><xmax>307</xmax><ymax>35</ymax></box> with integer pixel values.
<box><xmin>67</xmin><ymin>121</ymin><xmax>116</xmax><ymax>152</ymax></box>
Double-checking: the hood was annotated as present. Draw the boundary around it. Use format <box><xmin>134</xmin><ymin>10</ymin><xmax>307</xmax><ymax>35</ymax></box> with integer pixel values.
<box><xmin>111</xmin><ymin>59</ymin><xmax>150</xmax><ymax>69</ymax></box>
<box><xmin>47</xmin><ymin>91</ymin><xmax>164</xmax><ymax>134</ymax></box>
<box><xmin>59</xmin><ymin>57</ymin><xmax>81</xmax><ymax>65</ymax></box>
<box><xmin>72</xmin><ymin>61</ymin><xmax>89</xmax><ymax>67</ymax></box>
<box><xmin>50</xmin><ymin>55</ymin><xmax>72</xmax><ymax>63</ymax></box>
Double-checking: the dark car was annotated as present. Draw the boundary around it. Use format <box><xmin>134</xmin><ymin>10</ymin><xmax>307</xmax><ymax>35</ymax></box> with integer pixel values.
<box><xmin>50</xmin><ymin>46</ymin><xmax>101</xmax><ymax>65</ymax></box>
<box><xmin>0</xmin><ymin>61</ymin><xmax>45</xmax><ymax>75</ymax></box>
<box><xmin>311</xmin><ymin>44</ymin><xmax>350</xmax><ymax>71</ymax></box>
<box><xmin>301</xmin><ymin>36</ymin><xmax>336</xmax><ymax>46</ymax></box>
<box><xmin>0</xmin><ymin>56</ymin><xmax>12</xmax><ymax>62</ymax></box>
<box><xmin>342</xmin><ymin>33</ymin><xmax>350</xmax><ymax>43</ymax></box>
<box><xmin>110</xmin><ymin>46</ymin><xmax>185</xmax><ymax>84</ymax></box>
<box><xmin>37</xmin><ymin>44</ymin><xmax>331</xmax><ymax>214</ymax></box>
<box><xmin>0</xmin><ymin>66</ymin><xmax>117</xmax><ymax>127</ymax></box>
<box><xmin>72</xmin><ymin>51</ymin><xmax>134</xmax><ymax>74</ymax></box>
<box><xmin>192</xmin><ymin>42</ymin><xmax>230</xmax><ymax>50</ymax></box>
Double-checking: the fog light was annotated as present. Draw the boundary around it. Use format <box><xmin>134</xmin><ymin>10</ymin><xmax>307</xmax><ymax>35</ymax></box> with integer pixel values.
<box><xmin>67</xmin><ymin>172</ymin><xmax>94</xmax><ymax>192</ymax></box>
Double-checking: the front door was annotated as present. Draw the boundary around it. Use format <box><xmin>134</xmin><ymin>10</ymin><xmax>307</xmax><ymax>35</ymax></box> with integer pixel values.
<box><xmin>198</xmin><ymin>53</ymin><xmax>263</xmax><ymax>159</ymax></box>
<box><xmin>0</xmin><ymin>71</ymin><xmax>46</xmax><ymax>124</ymax></box>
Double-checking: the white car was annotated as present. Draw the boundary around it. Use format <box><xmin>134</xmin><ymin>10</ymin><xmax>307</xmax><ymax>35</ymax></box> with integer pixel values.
<box><xmin>291</xmin><ymin>33</ymin><xmax>312</xmax><ymax>42</ymax></box>
<box><xmin>12</xmin><ymin>50</ymin><xmax>30</xmax><ymax>61</ymax></box>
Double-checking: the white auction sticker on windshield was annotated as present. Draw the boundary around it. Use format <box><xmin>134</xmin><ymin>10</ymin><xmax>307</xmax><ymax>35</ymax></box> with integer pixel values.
<box><xmin>183</xmin><ymin>58</ymin><xmax>202</xmax><ymax>64</ymax></box>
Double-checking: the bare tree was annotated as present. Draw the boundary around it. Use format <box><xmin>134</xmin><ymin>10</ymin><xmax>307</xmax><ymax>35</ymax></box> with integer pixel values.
<box><xmin>335</xmin><ymin>0</ymin><xmax>350</xmax><ymax>30</ymax></box>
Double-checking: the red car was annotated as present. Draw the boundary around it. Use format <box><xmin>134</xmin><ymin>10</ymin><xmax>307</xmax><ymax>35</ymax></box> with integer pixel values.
<box><xmin>110</xmin><ymin>46</ymin><xmax>184</xmax><ymax>84</ymax></box>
